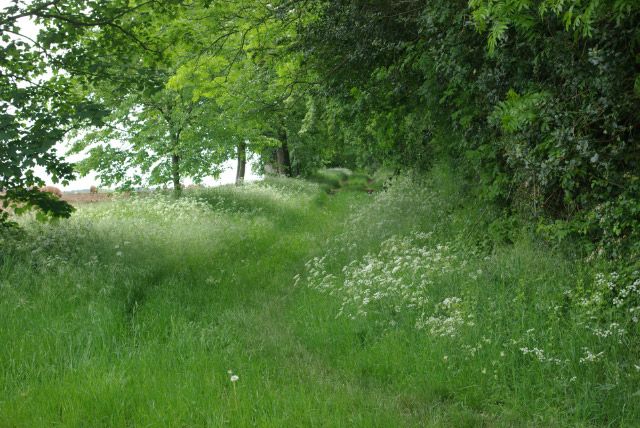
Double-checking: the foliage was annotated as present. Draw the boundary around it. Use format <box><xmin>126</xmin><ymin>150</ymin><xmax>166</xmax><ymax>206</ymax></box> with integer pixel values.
<box><xmin>72</xmin><ymin>84</ymin><xmax>230</xmax><ymax>193</ymax></box>
<box><xmin>293</xmin><ymin>0</ymin><xmax>640</xmax><ymax>258</ymax></box>
<box><xmin>0</xmin><ymin>0</ymin><xmax>182</xmax><ymax>224</ymax></box>
<box><xmin>164</xmin><ymin>0</ymin><xmax>324</xmax><ymax>177</ymax></box>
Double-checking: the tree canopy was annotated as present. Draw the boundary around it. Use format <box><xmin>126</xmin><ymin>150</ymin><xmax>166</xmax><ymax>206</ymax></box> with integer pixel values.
<box><xmin>0</xmin><ymin>0</ymin><xmax>180</xmax><ymax>222</ymax></box>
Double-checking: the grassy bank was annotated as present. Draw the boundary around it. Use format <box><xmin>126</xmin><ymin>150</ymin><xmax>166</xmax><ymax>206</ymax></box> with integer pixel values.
<box><xmin>1</xmin><ymin>171</ymin><xmax>637</xmax><ymax>426</ymax></box>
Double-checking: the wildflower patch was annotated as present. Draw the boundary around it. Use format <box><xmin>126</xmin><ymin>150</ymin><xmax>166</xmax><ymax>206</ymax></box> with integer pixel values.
<box><xmin>299</xmin><ymin>231</ymin><xmax>471</xmax><ymax>332</ymax></box>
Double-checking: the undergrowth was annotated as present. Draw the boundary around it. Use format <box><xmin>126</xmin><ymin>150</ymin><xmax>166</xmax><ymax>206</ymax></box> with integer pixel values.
<box><xmin>296</xmin><ymin>165</ymin><xmax>640</xmax><ymax>425</ymax></box>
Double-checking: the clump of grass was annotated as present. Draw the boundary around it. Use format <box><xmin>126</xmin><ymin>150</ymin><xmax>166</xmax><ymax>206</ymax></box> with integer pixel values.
<box><xmin>309</xmin><ymin>168</ymin><xmax>346</xmax><ymax>191</ymax></box>
<box><xmin>309</xmin><ymin>168</ymin><xmax>377</xmax><ymax>194</ymax></box>
<box><xmin>341</xmin><ymin>172</ymin><xmax>371</xmax><ymax>192</ymax></box>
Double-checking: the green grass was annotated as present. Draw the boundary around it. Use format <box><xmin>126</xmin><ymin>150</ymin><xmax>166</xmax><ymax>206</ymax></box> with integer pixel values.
<box><xmin>309</xmin><ymin>168</ymin><xmax>377</xmax><ymax>194</ymax></box>
<box><xmin>1</xmin><ymin>173</ymin><xmax>638</xmax><ymax>426</ymax></box>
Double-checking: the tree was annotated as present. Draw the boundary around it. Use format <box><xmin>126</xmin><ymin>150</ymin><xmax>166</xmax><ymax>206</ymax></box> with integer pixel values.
<box><xmin>72</xmin><ymin>85</ymin><xmax>232</xmax><ymax>195</ymax></box>
<box><xmin>0</xmin><ymin>0</ymin><xmax>181</xmax><ymax>225</ymax></box>
<box><xmin>166</xmin><ymin>0</ymin><xmax>321</xmax><ymax>179</ymax></box>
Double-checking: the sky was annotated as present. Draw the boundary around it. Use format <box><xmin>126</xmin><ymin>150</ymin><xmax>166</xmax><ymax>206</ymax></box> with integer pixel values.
<box><xmin>2</xmin><ymin>0</ymin><xmax>262</xmax><ymax>190</ymax></box>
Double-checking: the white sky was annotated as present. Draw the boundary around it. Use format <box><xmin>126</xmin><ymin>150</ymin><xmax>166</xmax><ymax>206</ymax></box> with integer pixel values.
<box><xmin>2</xmin><ymin>1</ymin><xmax>262</xmax><ymax>190</ymax></box>
<box><xmin>2</xmin><ymin>1</ymin><xmax>38</xmax><ymax>39</ymax></box>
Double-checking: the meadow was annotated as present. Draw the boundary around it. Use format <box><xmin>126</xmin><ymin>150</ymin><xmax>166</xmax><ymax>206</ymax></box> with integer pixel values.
<box><xmin>0</xmin><ymin>168</ymin><xmax>638</xmax><ymax>427</ymax></box>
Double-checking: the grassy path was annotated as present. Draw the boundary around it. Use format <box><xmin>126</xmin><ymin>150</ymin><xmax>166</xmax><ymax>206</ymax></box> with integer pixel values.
<box><xmin>0</xmin><ymin>184</ymin><xmax>451</xmax><ymax>427</ymax></box>
<box><xmin>2</xmin><ymin>178</ymin><xmax>637</xmax><ymax>427</ymax></box>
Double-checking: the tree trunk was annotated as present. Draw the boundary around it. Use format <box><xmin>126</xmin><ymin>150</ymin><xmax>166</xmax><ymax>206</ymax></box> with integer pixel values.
<box><xmin>275</xmin><ymin>139</ymin><xmax>291</xmax><ymax>177</ymax></box>
<box><xmin>236</xmin><ymin>140</ymin><xmax>247</xmax><ymax>186</ymax></box>
<box><xmin>171</xmin><ymin>153</ymin><xmax>181</xmax><ymax>197</ymax></box>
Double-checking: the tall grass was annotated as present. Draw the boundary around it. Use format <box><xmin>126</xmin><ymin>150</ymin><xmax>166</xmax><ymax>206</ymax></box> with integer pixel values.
<box><xmin>298</xmin><ymin>165</ymin><xmax>639</xmax><ymax>426</ymax></box>
<box><xmin>0</xmin><ymin>173</ymin><xmax>637</xmax><ymax>426</ymax></box>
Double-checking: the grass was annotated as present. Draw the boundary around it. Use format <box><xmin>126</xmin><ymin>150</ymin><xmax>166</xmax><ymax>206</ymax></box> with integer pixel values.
<box><xmin>309</xmin><ymin>168</ymin><xmax>380</xmax><ymax>194</ymax></box>
<box><xmin>0</xmin><ymin>171</ymin><xmax>638</xmax><ymax>426</ymax></box>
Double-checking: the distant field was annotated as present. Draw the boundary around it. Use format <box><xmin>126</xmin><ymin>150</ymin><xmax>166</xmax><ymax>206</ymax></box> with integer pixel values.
<box><xmin>1</xmin><ymin>172</ymin><xmax>637</xmax><ymax>427</ymax></box>
<box><xmin>0</xmin><ymin>190</ymin><xmax>115</xmax><ymax>206</ymax></box>
<box><xmin>61</xmin><ymin>192</ymin><xmax>114</xmax><ymax>204</ymax></box>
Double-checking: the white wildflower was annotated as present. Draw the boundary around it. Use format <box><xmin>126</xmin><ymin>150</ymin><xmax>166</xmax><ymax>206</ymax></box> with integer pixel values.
<box><xmin>579</xmin><ymin>349</ymin><xmax>604</xmax><ymax>364</ymax></box>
